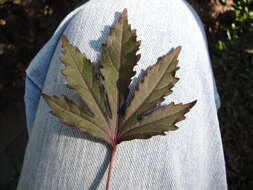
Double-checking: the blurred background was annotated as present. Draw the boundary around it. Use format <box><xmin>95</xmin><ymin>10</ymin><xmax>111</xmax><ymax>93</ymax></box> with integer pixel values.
<box><xmin>0</xmin><ymin>0</ymin><xmax>252</xmax><ymax>189</ymax></box>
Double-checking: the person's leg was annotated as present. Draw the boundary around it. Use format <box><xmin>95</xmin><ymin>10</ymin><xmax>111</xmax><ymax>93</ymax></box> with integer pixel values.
<box><xmin>24</xmin><ymin>3</ymin><xmax>87</xmax><ymax>134</ymax></box>
<box><xmin>19</xmin><ymin>0</ymin><xmax>227</xmax><ymax>189</ymax></box>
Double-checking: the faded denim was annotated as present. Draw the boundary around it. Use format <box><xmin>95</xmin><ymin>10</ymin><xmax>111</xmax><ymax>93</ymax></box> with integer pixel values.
<box><xmin>18</xmin><ymin>0</ymin><xmax>227</xmax><ymax>189</ymax></box>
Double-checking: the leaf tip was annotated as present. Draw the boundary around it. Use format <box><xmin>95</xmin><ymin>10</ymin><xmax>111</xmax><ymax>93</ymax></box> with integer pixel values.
<box><xmin>41</xmin><ymin>92</ymin><xmax>47</xmax><ymax>98</ymax></box>
<box><xmin>176</xmin><ymin>46</ymin><xmax>182</xmax><ymax>53</ymax></box>
<box><xmin>122</xmin><ymin>8</ymin><xmax>128</xmax><ymax>16</ymax></box>
<box><xmin>171</xmin><ymin>46</ymin><xmax>181</xmax><ymax>61</ymax></box>
<box><xmin>41</xmin><ymin>93</ymin><xmax>50</xmax><ymax>101</ymax></box>
<box><xmin>61</xmin><ymin>35</ymin><xmax>69</xmax><ymax>46</ymax></box>
<box><xmin>190</xmin><ymin>100</ymin><xmax>197</xmax><ymax>108</ymax></box>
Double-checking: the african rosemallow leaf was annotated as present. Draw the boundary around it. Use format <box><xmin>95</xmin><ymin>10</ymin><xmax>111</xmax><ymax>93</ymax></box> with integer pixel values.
<box><xmin>42</xmin><ymin>8</ymin><xmax>197</xmax><ymax>190</ymax></box>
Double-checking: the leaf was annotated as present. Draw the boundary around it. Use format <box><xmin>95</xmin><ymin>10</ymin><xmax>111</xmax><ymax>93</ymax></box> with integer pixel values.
<box><xmin>42</xmin><ymin>7</ymin><xmax>197</xmax><ymax>150</ymax></box>
<box><xmin>120</xmin><ymin>47</ymin><xmax>181</xmax><ymax>132</ymax></box>
<box><xmin>42</xmin><ymin>7</ymin><xmax>197</xmax><ymax>151</ymax></box>
<box><xmin>42</xmin><ymin>8</ymin><xmax>197</xmax><ymax>190</ymax></box>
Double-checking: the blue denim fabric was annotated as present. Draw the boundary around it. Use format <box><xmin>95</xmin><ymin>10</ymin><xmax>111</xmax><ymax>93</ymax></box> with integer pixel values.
<box><xmin>24</xmin><ymin>5</ymin><xmax>86</xmax><ymax>134</ymax></box>
<box><xmin>19</xmin><ymin>0</ymin><xmax>227</xmax><ymax>189</ymax></box>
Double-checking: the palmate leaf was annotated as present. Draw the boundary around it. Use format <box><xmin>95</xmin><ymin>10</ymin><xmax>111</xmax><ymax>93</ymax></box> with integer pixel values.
<box><xmin>42</xmin><ymin>8</ymin><xmax>196</xmax><ymax>190</ymax></box>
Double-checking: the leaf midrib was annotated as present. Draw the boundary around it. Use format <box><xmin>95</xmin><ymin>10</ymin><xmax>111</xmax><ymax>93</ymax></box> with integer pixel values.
<box><xmin>113</xmin><ymin>15</ymin><xmax>125</xmax><ymax>138</ymax></box>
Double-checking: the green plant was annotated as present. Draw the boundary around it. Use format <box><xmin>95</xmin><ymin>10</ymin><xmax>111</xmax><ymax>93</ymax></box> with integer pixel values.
<box><xmin>210</xmin><ymin>0</ymin><xmax>253</xmax><ymax>189</ymax></box>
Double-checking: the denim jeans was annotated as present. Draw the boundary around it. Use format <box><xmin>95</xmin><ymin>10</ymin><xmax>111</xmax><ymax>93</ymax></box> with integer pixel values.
<box><xmin>18</xmin><ymin>0</ymin><xmax>227</xmax><ymax>189</ymax></box>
